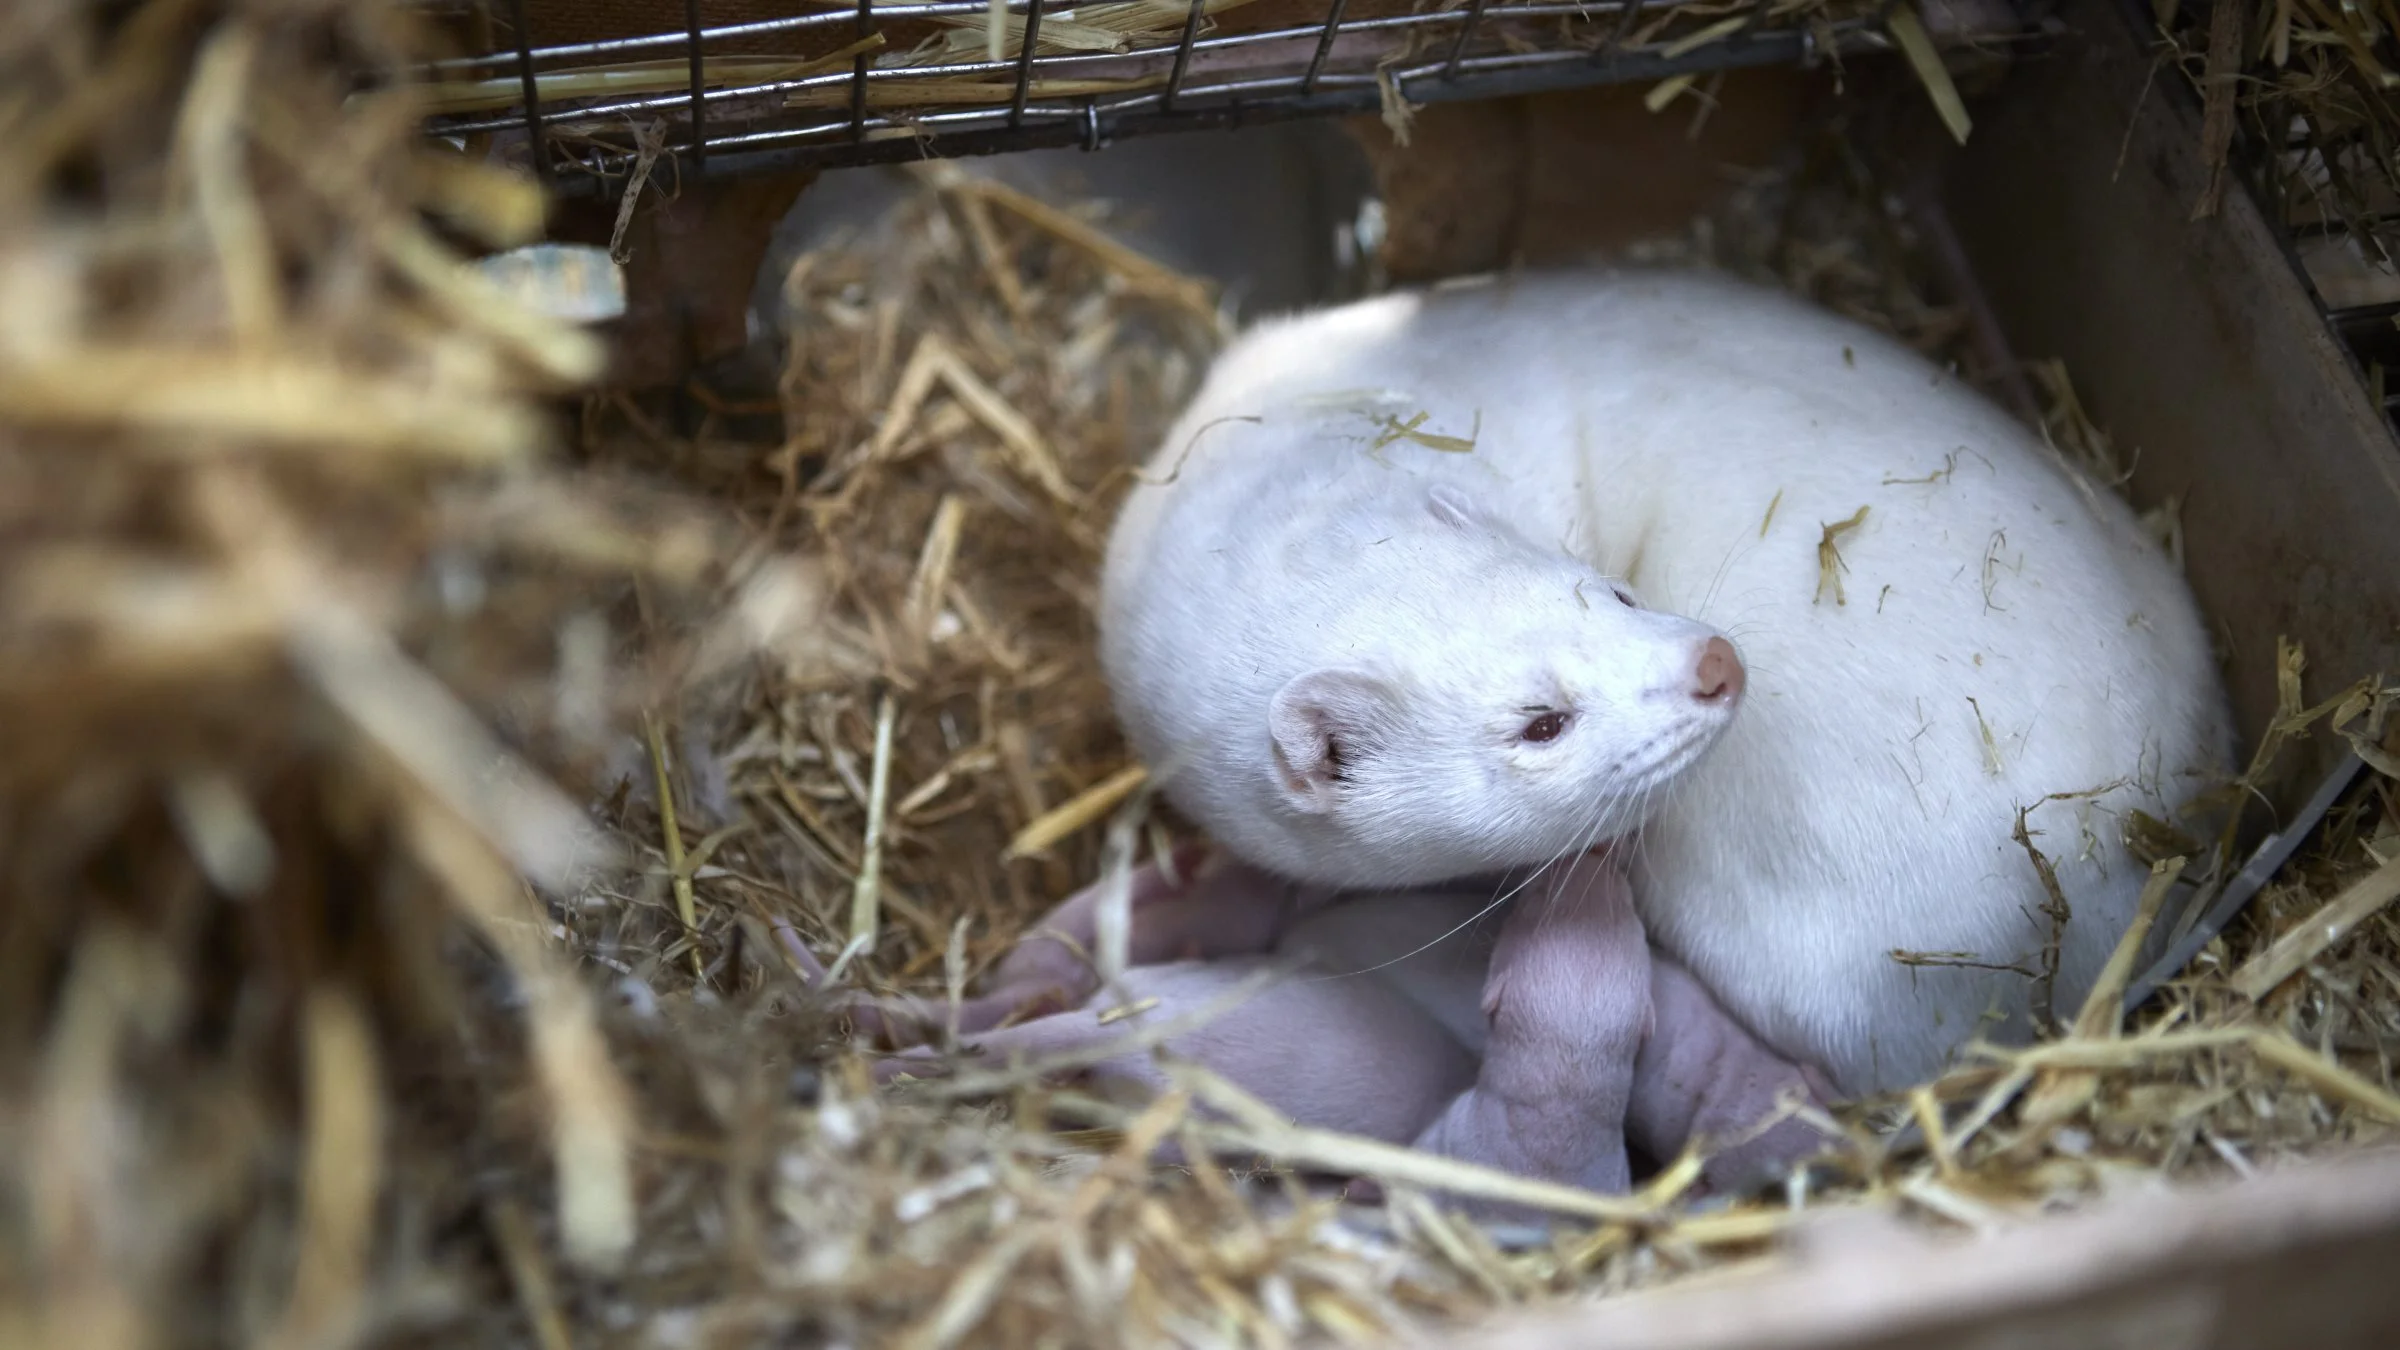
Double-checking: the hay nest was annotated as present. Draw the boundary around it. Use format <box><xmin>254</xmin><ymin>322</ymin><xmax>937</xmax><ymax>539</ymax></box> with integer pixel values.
<box><xmin>0</xmin><ymin>0</ymin><xmax>729</xmax><ymax>1342</ymax></box>
<box><xmin>8</xmin><ymin>3</ymin><xmax>2400</xmax><ymax>1348</ymax></box>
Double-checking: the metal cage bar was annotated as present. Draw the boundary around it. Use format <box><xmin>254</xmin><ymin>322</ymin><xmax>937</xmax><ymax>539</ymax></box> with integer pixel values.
<box><xmin>1300</xmin><ymin>0</ymin><xmax>1349</xmax><ymax>95</ymax></box>
<box><xmin>1009</xmin><ymin>0</ymin><xmax>1045</xmax><ymax>126</ymax></box>
<box><xmin>684</xmin><ymin>0</ymin><xmax>708</xmax><ymax>169</ymax></box>
<box><xmin>504</xmin><ymin>0</ymin><xmax>549</xmax><ymax>182</ymax></box>
<box><xmin>1599</xmin><ymin>0</ymin><xmax>1645</xmax><ymax>63</ymax></box>
<box><xmin>1442</xmin><ymin>0</ymin><xmax>1490</xmax><ymax>79</ymax></box>
<box><xmin>850</xmin><ymin>0</ymin><xmax>873</xmax><ymax>142</ymax></box>
<box><xmin>1160</xmin><ymin>0</ymin><xmax>1208</xmax><ymax>114</ymax></box>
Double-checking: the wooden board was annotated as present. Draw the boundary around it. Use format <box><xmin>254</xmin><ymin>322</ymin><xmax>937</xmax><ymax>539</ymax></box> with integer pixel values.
<box><xmin>1419</xmin><ymin>1148</ymin><xmax>2400</xmax><ymax>1350</ymax></box>
<box><xmin>1343</xmin><ymin>66</ymin><xmax>1830</xmax><ymax>283</ymax></box>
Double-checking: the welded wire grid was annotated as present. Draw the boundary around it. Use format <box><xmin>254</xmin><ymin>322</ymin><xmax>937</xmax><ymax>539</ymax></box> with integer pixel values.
<box><xmin>2318</xmin><ymin>271</ymin><xmax>2400</xmax><ymax>425</ymax></box>
<box><xmin>2244</xmin><ymin>83</ymin><xmax>2400</xmax><ymax>427</ymax></box>
<box><xmin>2147</xmin><ymin>0</ymin><xmax>2400</xmax><ymax>435</ymax></box>
<box><xmin>2258</xmin><ymin>193</ymin><xmax>2400</xmax><ymax>434</ymax></box>
<box><xmin>2289</xmin><ymin>190</ymin><xmax>2400</xmax><ymax>427</ymax></box>
<box><xmin>415</xmin><ymin>0</ymin><xmax>1971</xmax><ymax>186</ymax></box>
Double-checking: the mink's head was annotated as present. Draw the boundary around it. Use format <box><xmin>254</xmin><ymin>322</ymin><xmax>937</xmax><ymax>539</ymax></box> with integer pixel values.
<box><xmin>1247</xmin><ymin>484</ymin><xmax>1744</xmax><ymax>887</ymax></box>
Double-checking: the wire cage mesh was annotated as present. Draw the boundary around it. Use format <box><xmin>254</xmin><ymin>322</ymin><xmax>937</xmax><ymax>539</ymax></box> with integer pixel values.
<box><xmin>405</xmin><ymin>0</ymin><xmax>2400</xmax><ymax>448</ymax></box>
<box><xmin>2135</xmin><ymin>0</ymin><xmax>2400</xmax><ymax>435</ymax></box>
<box><xmin>2284</xmin><ymin>186</ymin><xmax>2400</xmax><ymax>431</ymax></box>
<box><xmin>407</xmin><ymin>0</ymin><xmax>2034</xmax><ymax>188</ymax></box>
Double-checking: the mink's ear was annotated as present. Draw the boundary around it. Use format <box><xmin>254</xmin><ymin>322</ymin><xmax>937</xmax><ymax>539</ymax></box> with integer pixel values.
<box><xmin>1268</xmin><ymin>668</ymin><xmax>1399</xmax><ymax>812</ymax></box>
<box><xmin>1426</xmin><ymin>483</ymin><xmax>1498</xmax><ymax>533</ymax></box>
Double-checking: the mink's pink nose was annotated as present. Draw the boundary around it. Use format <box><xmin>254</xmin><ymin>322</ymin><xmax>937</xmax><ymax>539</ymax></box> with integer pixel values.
<box><xmin>1693</xmin><ymin>637</ymin><xmax>1744</xmax><ymax>704</ymax></box>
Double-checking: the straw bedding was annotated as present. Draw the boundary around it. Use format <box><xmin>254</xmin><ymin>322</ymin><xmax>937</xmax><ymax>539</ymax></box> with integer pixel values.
<box><xmin>4</xmin><ymin>3</ymin><xmax>2398</xmax><ymax>1348</ymax></box>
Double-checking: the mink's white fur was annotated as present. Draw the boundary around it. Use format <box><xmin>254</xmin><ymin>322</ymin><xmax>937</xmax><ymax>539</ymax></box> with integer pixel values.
<box><xmin>1099</xmin><ymin>268</ymin><xmax>2235</xmax><ymax>1095</ymax></box>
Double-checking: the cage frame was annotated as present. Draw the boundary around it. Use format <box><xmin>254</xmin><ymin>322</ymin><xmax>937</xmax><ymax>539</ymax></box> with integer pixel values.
<box><xmin>420</xmin><ymin>0</ymin><xmax>2032</xmax><ymax>191</ymax></box>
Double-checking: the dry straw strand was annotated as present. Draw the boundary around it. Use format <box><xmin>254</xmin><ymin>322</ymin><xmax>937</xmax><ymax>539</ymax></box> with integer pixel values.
<box><xmin>2230</xmin><ymin>851</ymin><xmax>2400</xmax><ymax>999</ymax></box>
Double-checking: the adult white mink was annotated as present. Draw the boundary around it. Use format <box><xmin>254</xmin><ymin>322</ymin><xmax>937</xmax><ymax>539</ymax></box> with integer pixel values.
<box><xmin>1098</xmin><ymin>267</ymin><xmax>2235</xmax><ymax>1095</ymax></box>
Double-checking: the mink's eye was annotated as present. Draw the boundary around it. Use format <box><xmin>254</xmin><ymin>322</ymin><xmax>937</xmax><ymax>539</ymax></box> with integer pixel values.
<box><xmin>1610</xmin><ymin>584</ymin><xmax>1638</xmax><ymax>608</ymax></box>
<box><xmin>1520</xmin><ymin>711</ymin><xmax>1569</xmax><ymax>743</ymax></box>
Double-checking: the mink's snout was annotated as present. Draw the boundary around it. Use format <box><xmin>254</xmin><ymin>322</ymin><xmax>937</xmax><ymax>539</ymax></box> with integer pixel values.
<box><xmin>1692</xmin><ymin>637</ymin><xmax>1744</xmax><ymax>704</ymax></box>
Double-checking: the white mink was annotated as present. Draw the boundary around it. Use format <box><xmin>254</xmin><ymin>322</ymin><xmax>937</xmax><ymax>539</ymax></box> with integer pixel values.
<box><xmin>1098</xmin><ymin>267</ymin><xmax>2235</xmax><ymax>1095</ymax></box>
